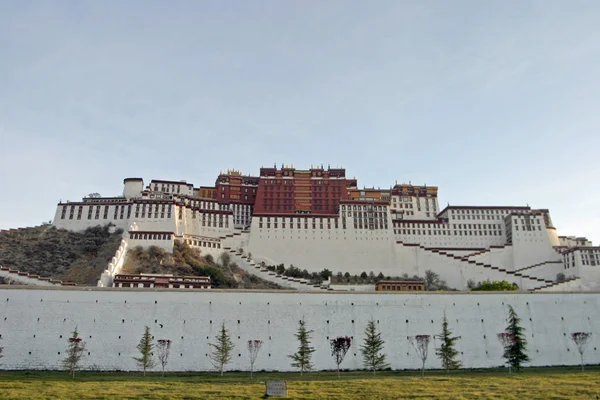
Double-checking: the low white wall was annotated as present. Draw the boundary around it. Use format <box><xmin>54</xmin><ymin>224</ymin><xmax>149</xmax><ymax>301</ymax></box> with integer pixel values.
<box><xmin>0</xmin><ymin>270</ymin><xmax>59</xmax><ymax>286</ymax></box>
<box><xmin>0</xmin><ymin>288</ymin><xmax>598</xmax><ymax>372</ymax></box>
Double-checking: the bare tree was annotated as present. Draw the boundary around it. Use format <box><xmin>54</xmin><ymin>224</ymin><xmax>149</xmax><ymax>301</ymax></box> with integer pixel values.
<box><xmin>570</xmin><ymin>332</ymin><xmax>592</xmax><ymax>372</ymax></box>
<box><xmin>330</xmin><ymin>336</ymin><xmax>352</xmax><ymax>378</ymax></box>
<box><xmin>247</xmin><ymin>340</ymin><xmax>263</xmax><ymax>380</ymax></box>
<box><xmin>156</xmin><ymin>339</ymin><xmax>172</xmax><ymax>378</ymax></box>
<box><xmin>62</xmin><ymin>327</ymin><xmax>86</xmax><ymax>378</ymax></box>
<box><xmin>409</xmin><ymin>335</ymin><xmax>431</xmax><ymax>376</ymax></box>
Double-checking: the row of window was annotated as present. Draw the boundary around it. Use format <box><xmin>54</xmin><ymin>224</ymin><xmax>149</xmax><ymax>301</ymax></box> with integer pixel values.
<box><xmin>61</xmin><ymin>205</ymin><xmax>132</xmax><ymax>221</ymax></box>
<box><xmin>184</xmin><ymin>239</ymin><xmax>221</xmax><ymax>249</ymax></box>
<box><xmin>130</xmin><ymin>233</ymin><xmax>172</xmax><ymax>240</ymax></box>
<box><xmin>397</xmin><ymin>229</ymin><xmax>503</xmax><ymax>237</ymax></box>
<box><xmin>340</xmin><ymin>205</ymin><xmax>386</xmax><ymax>211</ymax></box>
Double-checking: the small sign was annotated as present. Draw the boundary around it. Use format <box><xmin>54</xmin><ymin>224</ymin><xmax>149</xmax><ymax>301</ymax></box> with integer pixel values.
<box><xmin>265</xmin><ymin>380</ymin><xmax>288</xmax><ymax>397</ymax></box>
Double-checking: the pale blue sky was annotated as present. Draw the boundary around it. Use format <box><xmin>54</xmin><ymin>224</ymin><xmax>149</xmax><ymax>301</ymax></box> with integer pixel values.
<box><xmin>1</xmin><ymin>1</ymin><xmax>599</xmax><ymax>243</ymax></box>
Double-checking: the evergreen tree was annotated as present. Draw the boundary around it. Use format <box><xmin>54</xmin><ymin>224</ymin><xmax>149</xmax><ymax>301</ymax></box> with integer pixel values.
<box><xmin>133</xmin><ymin>326</ymin><xmax>155</xmax><ymax>376</ymax></box>
<box><xmin>435</xmin><ymin>313</ymin><xmax>462</xmax><ymax>371</ymax></box>
<box><xmin>502</xmin><ymin>305</ymin><xmax>529</xmax><ymax>371</ymax></box>
<box><xmin>209</xmin><ymin>322</ymin><xmax>234</xmax><ymax>376</ymax></box>
<box><xmin>62</xmin><ymin>327</ymin><xmax>86</xmax><ymax>378</ymax></box>
<box><xmin>360</xmin><ymin>320</ymin><xmax>389</xmax><ymax>374</ymax></box>
<box><xmin>288</xmin><ymin>318</ymin><xmax>315</xmax><ymax>375</ymax></box>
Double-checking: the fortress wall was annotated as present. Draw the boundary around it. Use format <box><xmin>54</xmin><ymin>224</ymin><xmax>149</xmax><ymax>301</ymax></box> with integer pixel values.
<box><xmin>516</xmin><ymin>262</ymin><xmax>565</xmax><ymax>281</ymax></box>
<box><xmin>247</xmin><ymin>220</ymin><xmax>398</xmax><ymax>275</ymax></box>
<box><xmin>0</xmin><ymin>288</ymin><xmax>598</xmax><ymax>372</ymax></box>
<box><xmin>53</xmin><ymin>205</ymin><xmax>131</xmax><ymax>232</ymax></box>
<box><xmin>511</xmin><ymin>227</ymin><xmax>562</xmax><ymax>268</ymax></box>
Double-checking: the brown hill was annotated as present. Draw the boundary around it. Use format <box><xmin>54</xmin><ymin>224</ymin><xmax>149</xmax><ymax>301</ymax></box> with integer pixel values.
<box><xmin>122</xmin><ymin>240</ymin><xmax>283</xmax><ymax>289</ymax></box>
<box><xmin>0</xmin><ymin>224</ymin><xmax>122</xmax><ymax>285</ymax></box>
<box><xmin>0</xmin><ymin>224</ymin><xmax>282</xmax><ymax>289</ymax></box>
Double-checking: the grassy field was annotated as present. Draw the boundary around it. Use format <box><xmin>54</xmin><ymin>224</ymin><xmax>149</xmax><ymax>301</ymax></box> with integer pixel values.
<box><xmin>0</xmin><ymin>367</ymin><xmax>599</xmax><ymax>399</ymax></box>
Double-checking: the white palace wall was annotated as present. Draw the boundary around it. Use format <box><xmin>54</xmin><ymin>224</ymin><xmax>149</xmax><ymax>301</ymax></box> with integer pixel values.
<box><xmin>0</xmin><ymin>288</ymin><xmax>598</xmax><ymax>372</ymax></box>
<box><xmin>247</xmin><ymin>219</ymin><xmax>398</xmax><ymax>275</ymax></box>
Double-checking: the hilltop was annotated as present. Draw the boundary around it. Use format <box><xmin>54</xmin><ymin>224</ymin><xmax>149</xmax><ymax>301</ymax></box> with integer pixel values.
<box><xmin>0</xmin><ymin>224</ymin><xmax>123</xmax><ymax>285</ymax></box>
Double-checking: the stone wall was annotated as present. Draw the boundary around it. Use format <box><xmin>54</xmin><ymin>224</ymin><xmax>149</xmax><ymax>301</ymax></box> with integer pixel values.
<box><xmin>0</xmin><ymin>287</ymin><xmax>598</xmax><ymax>372</ymax></box>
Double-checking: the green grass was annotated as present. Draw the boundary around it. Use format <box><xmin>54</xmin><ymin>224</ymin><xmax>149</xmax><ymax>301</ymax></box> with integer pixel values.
<box><xmin>1</xmin><ymin>367</ymin><xmax>599</xmax><ymax>399</ymax></box>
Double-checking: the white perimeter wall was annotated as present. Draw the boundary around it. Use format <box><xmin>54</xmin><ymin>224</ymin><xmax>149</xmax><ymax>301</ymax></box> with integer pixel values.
<box><xmin>0</xmin><ymin>288</ymin><xmax>599</xmax><ymax>372</ymax></box>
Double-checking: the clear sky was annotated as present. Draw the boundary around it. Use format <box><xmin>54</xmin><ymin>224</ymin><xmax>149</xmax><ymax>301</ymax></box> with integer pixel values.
<box><xmin>1</xmin><ymin>1</ymin><xmax>599</xmax><ymax>243</ymax></box>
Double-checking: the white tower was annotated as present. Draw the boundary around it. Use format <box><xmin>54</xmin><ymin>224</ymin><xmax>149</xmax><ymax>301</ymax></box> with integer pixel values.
<box><xmin>123</xmin><ymin>178</ymin><xmax>143</xmax><ymax>199</ymax></box>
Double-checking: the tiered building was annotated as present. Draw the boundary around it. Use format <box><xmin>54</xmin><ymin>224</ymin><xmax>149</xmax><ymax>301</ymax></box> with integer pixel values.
<box><xmin>52</xmin><ymin>165</ymin><xmax>600</xmax><ymax>291</ymax></box>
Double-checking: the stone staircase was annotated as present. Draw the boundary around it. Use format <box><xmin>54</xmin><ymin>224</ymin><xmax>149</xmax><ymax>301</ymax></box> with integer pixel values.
<box><xmin>0</xmin><ymin>265</ymin><xmax>74</xmax><ymax>286</ymax></box>
<box><xmin>535</xmin><ymin>277</ymin><xmax>581</xmax><ymax>291</ymax></box>
<box><xmin>218</xmin><ymin>230</ymin><xmax>323</xmax><ymax>291</ymax></box>
<box><xmin>219</xmin><ymin>240</ymin><xmax>328</xmax><ymax>291</ymax></box>
<box><xmin>399</xmin><ymin>243</ymin><xmax>555</xmax><ymax>290</ymax></box>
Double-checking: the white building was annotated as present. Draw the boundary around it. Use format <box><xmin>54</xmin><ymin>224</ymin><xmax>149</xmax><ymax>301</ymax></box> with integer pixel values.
<box><xmin>51</xmin><ymin>171</ymin><xmax>599</xmax><ymax>292</ymax></box>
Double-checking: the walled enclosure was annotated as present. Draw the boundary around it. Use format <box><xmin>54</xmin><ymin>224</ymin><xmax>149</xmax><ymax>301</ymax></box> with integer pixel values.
<box><xmin>1</xmin><ymin>287</ymin><xmax>598</xmax><ymax>372</ymax></box>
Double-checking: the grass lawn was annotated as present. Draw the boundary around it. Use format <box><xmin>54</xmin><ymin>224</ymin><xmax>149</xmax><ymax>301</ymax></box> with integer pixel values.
<box><xmin>0</xmin><ymin>367</ymin><xmax>599</xmax><ymax>399</ymax></box>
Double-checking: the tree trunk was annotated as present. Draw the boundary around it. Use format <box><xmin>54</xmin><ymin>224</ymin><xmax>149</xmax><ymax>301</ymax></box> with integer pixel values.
<box><xmin>422</xmin><ymin>360</ymin><xmax>425</xmax><ymax>377</ymax></box>
<box><xmin>580</xmin><ymin>353</ymin><xmax>584</xmax><ymax>372</ymax></box>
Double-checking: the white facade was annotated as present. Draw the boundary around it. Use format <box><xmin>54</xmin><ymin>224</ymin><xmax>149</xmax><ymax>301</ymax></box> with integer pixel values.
<box><xmin>0</xmin><ymin>287</ymin><xmax>599</xmax><ymax>372</ymax></box>
<box><xmin>51</xmin><ymin>176</ymin><xmax>600</xmax><ymax>292</ymax></box>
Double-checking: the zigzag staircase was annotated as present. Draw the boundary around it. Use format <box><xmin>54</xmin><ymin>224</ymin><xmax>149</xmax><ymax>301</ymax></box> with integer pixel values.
<box><xmin>399</xmin><ymin>243</ymin><xmax>555</xmax><ymax>290</ymax></box>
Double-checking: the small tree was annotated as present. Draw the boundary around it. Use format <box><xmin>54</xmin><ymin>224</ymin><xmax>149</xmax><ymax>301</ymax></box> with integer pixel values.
<box><xmin>0</xmin><ymin>337</ymin><xmax>3</xmax><ymax>364</ymax></box>
<box><xmin>219</xmin><ymin>252</ymin><xmax>231</xmax><ymax>268</ymax></box>
<box><xmin>247</xmin><ymin>340</ymin><xmax>263</xmax><ymax>380</ymax></box>
<box><xmin>409</xmin><ymin>335</ymin><xmax>431</xmax><ymax>376</ymax></box>
<box><xmin>497</xmin><ymin>333</ymin><xmax>515</xmax><ymax>373</ymax></box>
<box><xmin>360</xmin><ymin>320</ymin><xmax>388</xmax><ymax>374</ymax></box>
<box><xmin>210</xmin><ymin>322</ymin><xmax>234</xmax><ymax>376</ymax></box>
<box><xmin>288</xmin><ymin>318</ymin><xmax>315</xmax><ymax>375</ymax></box>
<box><xmin>156</xmin><ymin>339</ymin><xmax>172</xmax><ymax>378</ymax></box>
<box><xmin>133</xmin><ymin>326</ymin><xmax>155</xmax><ymax>376</ymax></box>
<box><xmin>435</xmin><ymin>314</ymin><xmax>462</xmax><ymax>372</ymax></box>
<box><xmin>570</xmin><ymin>332</ymin><xmax>592</xmax><ymax>371</ymax></box>
<box><xmin>62</xmin><ymin>327</ymin><xmax>86</xmax><ymax>378</ymax></box>
<box><xmin>501</xmin><ymin>305</ymin><xmax>529</xmax><ymax>372</ymax></box>
<box><xmin>330</xmin><ymin>336</ymin><xmax>352</xmax><ymax>378</ymax></box>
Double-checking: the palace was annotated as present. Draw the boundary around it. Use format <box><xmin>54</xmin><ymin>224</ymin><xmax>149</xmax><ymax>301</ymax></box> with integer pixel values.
<box><xmin>52</xmin><ymin>165</ymin><xmax>600</xmax><ymax>292</ymax></box>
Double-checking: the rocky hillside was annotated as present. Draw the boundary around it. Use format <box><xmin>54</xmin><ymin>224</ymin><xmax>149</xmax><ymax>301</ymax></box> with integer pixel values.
<box><xmin>122</xmin><ymin>240</ymin><xmax>283</xmax><ymax>290</ymax></box>
<box><xmin>0</xmin><ymin>224</ymin><xmax>123</xmax><ymax>285</ymax></box>
<box><xmin>0</xmin><ymin>224</ymin><xmax>282</xmax><ymax>289</ymax></box>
